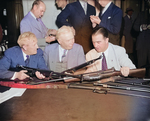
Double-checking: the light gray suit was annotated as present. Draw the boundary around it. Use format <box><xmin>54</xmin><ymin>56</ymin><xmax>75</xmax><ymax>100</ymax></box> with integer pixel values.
<box><xmin>44</xmin><ymin>43</ymin><xmax>85</xmax><ymax>72</ymax></box>
<box><xmin>20</xmin><ymin>12</ymin><xmax>47</xmax><ymax>49</ymax></box>
<box><xmin>86</xmin><ymin>43</ymin><xmax>136</xmax><ymax>72</ymax></box>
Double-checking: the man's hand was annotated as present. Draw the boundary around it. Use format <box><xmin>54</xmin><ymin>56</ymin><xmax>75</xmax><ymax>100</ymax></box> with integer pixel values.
<box><xmin>120</xmin><ymin>67</ymin><xmax>130</xmax><ymax>77</ymax></box>
<box><xmin>47</xmin><ymin>29</ymin><xmax>57</xmax><ymax>36</ymax></box>
<box><xmin>14</xmin><ymin>70</ymin><xmax>29</xmax><ymax>80</ymax></box>
<box><xmin>35</xmin><ymin>71</ymin><xmax>45</xmax><ymax>79</ymax></box>
<box><xmin>45</xmin><ymin>36</ymin><xmax>56</xmax><ymax>43</ymax></box>
<box><xmin>90</xmin><ymin>15</ymin><xmax>101</xmax><ymax>28</ymax></box>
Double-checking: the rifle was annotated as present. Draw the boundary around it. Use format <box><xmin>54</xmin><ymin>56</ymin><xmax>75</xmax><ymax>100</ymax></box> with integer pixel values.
<box><xmin>62</xmin><ymin>55</ymin><xmax>102</xmax><ymax>74</ymax></box>
<box><xmin>81</xmin><ymin>68</ymin><xmax>146</xmax><ymax>81</ymax></box>
<box><xmin>94</xmin><ymin>82</ymin><xmax>150</xmax><ymax>93</ymax></box>
<box><xmin>16</xmin><ymin>65</ymin><xmax>81</xmax><ymax>80</ymax></box>
<box><xmin>26</xmin><ymin>68</ymin><xmax>146</xmax><ymax>85</ymax></box>
<box><xmin>68</xmin><ymin>83</ymin><xmax>150</xmax><ymax>99</ymax></box>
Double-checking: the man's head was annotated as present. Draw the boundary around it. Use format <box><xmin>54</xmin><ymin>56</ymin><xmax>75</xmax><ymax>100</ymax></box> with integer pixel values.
<box><xmin>97</xmin><ymin>0</ymin><xmax>111</xmax><ymax>7</ymax></box>
<box><xmin>31</xmin><ymin>0</ymin><xmax>46</xmax><ymax>19</ymax></box>
<box><xmin>125</xmin><ymin>7</ymin><xmax>134</xmax><ymax>16</ymax></box>
<box><xmin>56</xmin><ymin>26</ymin><xmax>75</xmax><ymax>50</ymax></box>
<box><xmin>92</xmin><ymin>27</ymin><xmax>109</xmax><ymax>53</ymax></box>
<box><xmin>18</xmin><ymin>32</ymin><xmax>38</xmax><ymax>55</ymax></box>
<box><xmin>55</xmin><ymin>0</ymin><xmax>67</xmax><ymax>9</ymax></box>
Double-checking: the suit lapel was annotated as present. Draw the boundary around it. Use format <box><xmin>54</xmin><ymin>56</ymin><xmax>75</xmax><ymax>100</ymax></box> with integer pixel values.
<box><xmin>15</xmin><ymin>47</ymin><xmax>26</xmax><ymax>66</ymax></box>
<box><xmin>74</xmin><ymin>1</ymin><xmax>85</xmax><ymax>19</ymax></box>
<box><xmin>101</xmin><ymin>2</ymin><xmax>114</xmax><ymax>20</ymax></box>
<box><xmin>28</xmin><ymin>12</ymin><xmax>43</xmax><ymax>33</ymax></box>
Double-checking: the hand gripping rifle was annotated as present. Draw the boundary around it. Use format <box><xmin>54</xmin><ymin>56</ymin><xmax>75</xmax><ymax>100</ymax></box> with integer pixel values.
<box><xmin>16</xmin><ymin>65</ymin><xmax>81</xmax><ymax>81</ymax></box>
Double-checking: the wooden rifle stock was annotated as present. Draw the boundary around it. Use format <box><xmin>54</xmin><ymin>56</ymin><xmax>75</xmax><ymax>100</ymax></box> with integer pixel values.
<box><xmin>82</xmin><ymin>68</ymin><xmax>146</xmax><ymax>81</ymax></box>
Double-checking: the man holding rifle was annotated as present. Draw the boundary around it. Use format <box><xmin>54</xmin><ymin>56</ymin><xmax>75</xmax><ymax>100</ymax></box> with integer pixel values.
<box><xmin>86</xmin><ymin>27</ymin><xmax>136</xmax><ymax>76</ymax></box>
<box><xmin>0</xmin><ymin>32</ymin><xmax>48</xmax><ymax>80</ymax></box>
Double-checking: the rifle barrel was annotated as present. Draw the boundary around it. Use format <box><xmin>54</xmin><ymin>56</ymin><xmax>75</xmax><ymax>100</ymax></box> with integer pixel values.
<box><xmin>94</xmin><ymin>83</ymin><xmax>150</xmax><ymax>93</ymax></box>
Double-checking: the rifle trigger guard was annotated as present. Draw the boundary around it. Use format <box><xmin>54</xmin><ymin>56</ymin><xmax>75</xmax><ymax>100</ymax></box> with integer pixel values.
<box><xmin>93</xmin><ymin>89</ymin><xmax>107</xmax><ymax>94</ymax></box>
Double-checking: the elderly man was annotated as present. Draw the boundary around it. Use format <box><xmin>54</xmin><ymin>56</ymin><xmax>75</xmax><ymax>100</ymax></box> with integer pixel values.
<box><xmin>56</xmin><ymin>0</ymin><xmax>96</xmax><ymax>53</ymax></box>
<box><xmin>44</xmin><ymin>26</ymin><xmax>85</xmax><ymax>72</ymax></box>
<box><xmin>90</xmin><ymin>0</ymin><xmax>122</xmax><ymax>45</ymax></box>
<box><xmin>20</xmin><ymin>0</ymin><xmax>57</xmax><ymax>50</ymax></box>
<box><xmin>0</xmin><ymin>32</ymin><xmax>48</xmax><ymax>80</ymax></box>
<box><xmin>86</xmin><ymin>27</ymin><xmax>136</xmax><ymax>77</ymax></box>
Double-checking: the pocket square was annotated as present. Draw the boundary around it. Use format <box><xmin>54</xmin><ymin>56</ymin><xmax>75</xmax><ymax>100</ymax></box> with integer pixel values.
<box><xmin>108</xmin><ymin>16</ymin><xmax>111</xmax><ymax>19</ymax></box>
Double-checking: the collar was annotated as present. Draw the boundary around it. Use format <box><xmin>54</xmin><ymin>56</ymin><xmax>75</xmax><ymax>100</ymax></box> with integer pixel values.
<box><xmin>102</xmin><ymin>1</ymin><xmax>112</xmax><ymax>15</ymax></box>
<box><xmin>102</xmin><ymin>43</ymin><xmax>109</xmax><ymax>59</ymax></box>
<box><xmin>30</xmin><ymin>11</ymin><xmax>36</xmax><ymax>20</ymax></box>
<box><xmin>22</xmin><ymin>50</ymin><xmax>30</xmax><ymax>61</ymax></box>
<box><xmin>59</xmin><ymin>45</ymin><xmax>68</xmax><ymax>62</ymax></box>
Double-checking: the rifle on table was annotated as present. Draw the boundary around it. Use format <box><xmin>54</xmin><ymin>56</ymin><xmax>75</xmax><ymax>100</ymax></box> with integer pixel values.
<box><xmin>81</xmin><ymin>67</ymin><xmax>146</xmax><ymax>81</ymax></box>
<box><xmin>26</xmin><ymin>67</ymin><xmax>146</xmax><ymax>85</ymax></box>
<box><xmin>68</xmin><ymin>83</ymin><xmax>150</xmax><ymax>99</ymax></box>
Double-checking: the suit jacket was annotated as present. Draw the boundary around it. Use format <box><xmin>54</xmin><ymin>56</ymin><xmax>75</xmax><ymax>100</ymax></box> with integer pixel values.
<box><xmin>123</xmin><ymin>15</ymin><xmax>133</xmax><ymax>53</ymax></box>
<box><xmin>99</xmin><ymin>2</ymin><xmax>123</xmax><ymax>45</ymax></box>
<box><xmin>133</xmin><ymin>11</ymin><xmax>150</xmax><ymax>50</ymax></box>
<box><xmin>56</xmin><ymin>1</ymin><xmax>96</xmax><ymax>53</ymax></box>
<box><xmin>20</xmin><ymin>12</ymin><xmax>47</xmax><ymax>49</ymax></box>
<box><xmin>86</xmin><ymin>43</ymin><xmax>136</xmax><ymax>72</ymax></box>
<box><xmin>44</xmin><ymin>43</ymin><xmax>85</xmax><ymax>72</ymax></box>
<box><xmin>0</xmin><ymin>46</ymin><xmax>48</xmax><ymax>79</ymax></box>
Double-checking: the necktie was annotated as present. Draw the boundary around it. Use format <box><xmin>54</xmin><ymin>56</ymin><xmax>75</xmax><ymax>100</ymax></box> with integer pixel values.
<box><xmin>25</xmin><ymin>55</ymin><xmax>30</xmax><ymax>66</ymax></box>
<box><xmin>61</xmin><ymin>49</ymin><xmax>67</xmax><ymax>62</ymax></box>
<box><xmin>83</xmin><ymin>2</ymin><xmax>87</xmax><ymax>14</ymax></box>
<box><xmin>36</xmin><ymin>18</ymin><xmax>47</xmax><ymax>35</ymax></box>
<box><xmin>102</xmin><ymin>53</ymin><xmax>107</xmax><ymax>71</ymax></box>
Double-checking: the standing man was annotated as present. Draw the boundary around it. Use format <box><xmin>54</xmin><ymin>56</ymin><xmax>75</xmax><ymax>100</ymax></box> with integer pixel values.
<box><xmin>123</xmin><ymin>8</ymin><xmax>134</xmax><ymax>60</ymax></box>
<box><xmin>90</xmin><ymin>0</ymin><xmax>123</xmax><ymax>45</ymax></box>
<box><xmin>44</xmin><ymin>26</ymin><xmax>85</xmax><ymax>72</ymax></box>
<box><xmin>0</xmin><ymin>32</ymin><xmax>48</xmax><ymax>80</ymax></box>
<box><xmin>133</xmin><ymin>0</ymin><xmax>150</xmax><ymax>77</ymax></box>
<box><xmin>86</xmin><ymin>27</ymin><xmax>136</xmax><ymax>76</ymax></box>
<box><xmin>56</xmin><ymin>0</ymin><xmax>96</xmax><ymax>53</ymax></box>
<box><xmin>20</xmin><ymin>0</ymin><xmax>57</xmax><ymax>50</ymax></box>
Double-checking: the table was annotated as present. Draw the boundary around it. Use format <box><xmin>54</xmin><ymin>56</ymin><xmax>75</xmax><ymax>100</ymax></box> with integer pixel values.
<box><xmin>0</xmin><ymin>84</ymin><xmax>150</xmax><ymax>121</ymax></box>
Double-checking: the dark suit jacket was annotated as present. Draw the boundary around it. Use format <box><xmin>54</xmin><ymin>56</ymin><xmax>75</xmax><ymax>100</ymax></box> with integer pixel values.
<box><xmin>123</xmin><ymin>15</ymin><xmax>133</xmax><ymax>53</ymax></box>
<box><xmin>99</xmin><ymin>2</ymin><xmax>123</xmax><ymax>45</ymax></box>
<box><xmin>56</xmin><ymin>1</ymin><xmax>96</xmax><ymax>53</ymax></box>
<box><xmin>0</xmin><ymin>46</ymin><xmax>48</xmax><ymax>79</ymax></box>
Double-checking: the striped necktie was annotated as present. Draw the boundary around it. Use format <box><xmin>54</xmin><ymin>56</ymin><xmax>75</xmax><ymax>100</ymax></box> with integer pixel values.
<box><xmin>25</xmin><ymin>55</ymin><xmax>30</xmax><ymax>66</ymax></box>
<box><xmin>61</xmin><ymin>49</ymin><xmax>67</xmax><ymax>62</ymax></box>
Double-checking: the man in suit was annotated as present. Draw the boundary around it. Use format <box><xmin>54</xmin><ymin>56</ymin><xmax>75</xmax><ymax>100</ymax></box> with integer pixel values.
<box><xmin>90</xmin><ymin>0</ymin><xmax>123</xmax><ymax>45</ymax></box>
<box><xmin>20</xmin><ymin>0</ymin><xmax>57</xmax><ymax>50</ymax></box>
<box><xmin>0</xmin><ymin>32</ymin><xmax>48</xmax><ymax>103</ymax></box>
<box><xmin>86</xmin><ymin>27</ymin><xmax>136</xmax><ymax>76</ymax></box>
<box><xmin>133</xmin><ymin>0</ymin><xmax>150</xmax><ymax>77</ymax></box>
<box><xmin>44</xmin><ymin>26</ymin><xmax>85</xmax><ymax>72</ymax></box>
<box><xmin>123</xmin><ymin>8</ymin><xmax>134</xmax><ymax>60</ymax></box>
<box><xmin>56</xmin><ymin>0</ymin><xmax>96</xmax><ymax>53</ymax></box>
<box><xmin>0</xmin><ymin>32</ymin><xmax>48</xmax><ymax>80</ymax></box>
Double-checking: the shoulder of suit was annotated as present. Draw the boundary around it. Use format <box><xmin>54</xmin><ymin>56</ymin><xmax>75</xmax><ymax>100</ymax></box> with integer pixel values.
<box><xmin>109</xmin><ymin>43</ymin><xmax>125</xmax><ymax>51</ymax></box>
<box><xmin>21</xmin><ymin>12</ymin><xmax>33</xmax><ymax>22</ymax></box>
<box><xmin>44</xmin><ymin>43</ymin><xmax>59</xmax><ymax>51</ymax></box>
<box><xmin>4</xmin><ymin>46</ymin><xmax>21</xmax><ymax>55</ymax></box>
